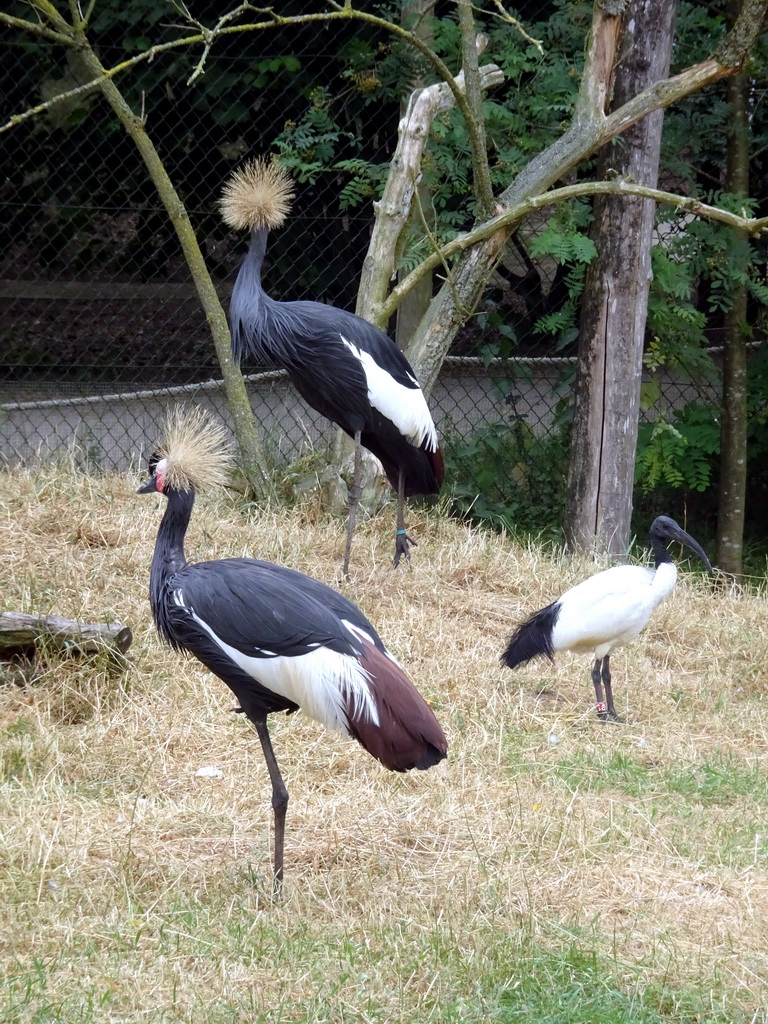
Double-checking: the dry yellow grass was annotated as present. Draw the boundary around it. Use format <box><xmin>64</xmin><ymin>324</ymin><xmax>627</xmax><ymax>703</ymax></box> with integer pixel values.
<box><xmin>1</xmin><ymin>460</ymin><xmax>767</xmax><ymax>1022</ymax></box>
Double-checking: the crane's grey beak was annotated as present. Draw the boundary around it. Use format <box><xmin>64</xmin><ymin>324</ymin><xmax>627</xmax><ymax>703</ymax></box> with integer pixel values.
<box><xmin>666</xmin><ymin>521</ymin><xmax>713</xmax><ymax>574</ymax></box>
<box><xmin>137</xmin><ymin>477</ymin><xmax>158</xmax><ymax>495</ymax></box>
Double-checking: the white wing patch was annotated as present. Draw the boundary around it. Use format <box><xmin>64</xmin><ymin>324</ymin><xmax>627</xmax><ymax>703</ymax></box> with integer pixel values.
<box><xmin>342</xmin><ymin>618</ymin><xmax>404</xmax><ymax>668</ymax></box>
<box><xmin>341</xmin><ymin>619</ymin><xmax>376</xmax><ymax>646</ymax></box>
<box><xmin>177</xmin><ymin>596</ymin><xmax>380</xmax><ymax>733</ymax></box>
<box><xmin>340</xmin><ymin>335</ymin><xmax>438</xmax><ymax>451</ymax></box>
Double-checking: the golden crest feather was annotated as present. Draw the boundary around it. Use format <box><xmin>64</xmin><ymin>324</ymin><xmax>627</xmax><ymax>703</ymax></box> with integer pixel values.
<box><xmin>219</xmin><ymin>158</ymin><xmax>295</xmax><ymax>232</ymax></box>
<box><xmin>155</xmin><ymin>406</ymin><xmax>233</xmax><ymax>492</ymax></box>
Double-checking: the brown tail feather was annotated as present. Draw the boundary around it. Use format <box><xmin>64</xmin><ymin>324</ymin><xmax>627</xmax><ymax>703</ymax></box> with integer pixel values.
<box><xmin>346</xmin><ymin>643</ymin><xmax>447</xmax><ymax>773</ymax></box>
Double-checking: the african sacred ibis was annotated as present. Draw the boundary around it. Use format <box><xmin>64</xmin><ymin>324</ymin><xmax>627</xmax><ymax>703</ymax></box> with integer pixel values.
<box><xmin>501</xmin><ymin>516</ymin><xmax>713</xmax><ymax>720</ymax></box>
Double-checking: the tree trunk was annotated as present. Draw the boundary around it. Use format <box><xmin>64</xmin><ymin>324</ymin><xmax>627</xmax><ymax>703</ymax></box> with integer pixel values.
<box><xmin>565</xmin><ymin>0</ymin><xmax>677</xmax><ymax>556</ymax></box>
<box><xmin>395</xmin><ymin>0</ymin><xmax>435</xmax><ymax>351</ymax></box>
<box><xmin>717</xmin><ymin>0</ymin><xmax>751</xmax><ymax>577</ymax></box>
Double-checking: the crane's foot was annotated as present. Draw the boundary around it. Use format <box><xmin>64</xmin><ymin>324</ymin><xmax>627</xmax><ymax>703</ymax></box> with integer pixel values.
<box><xmin>393</xmin><ymin>530</ymin><xmax>417</xmax><ymax>568</ymax></box>
<box><xmin>596</xmin><ymin>702</ymin><xmax>623</xmax><ymax>723</ymax></box>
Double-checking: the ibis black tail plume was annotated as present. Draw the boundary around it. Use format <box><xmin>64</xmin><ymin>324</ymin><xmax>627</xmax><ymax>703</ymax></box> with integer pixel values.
<box><xmin>502</xmin><ymin>602</ymin><xmax>561</xmax><ymax>670</ymax></box>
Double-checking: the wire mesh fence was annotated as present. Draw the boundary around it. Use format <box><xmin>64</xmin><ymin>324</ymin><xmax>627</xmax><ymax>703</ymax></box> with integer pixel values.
<box><xmin>0</xmin><ymin>11</ymin><xmax>725</xmax><ymax>516</ymax></box>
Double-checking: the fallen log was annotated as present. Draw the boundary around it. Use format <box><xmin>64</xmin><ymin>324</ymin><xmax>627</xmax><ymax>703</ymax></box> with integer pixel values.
<box><xmin>0</xmin><ymin>612</ymin><xmax>132</xmax><ymax>658</ymax></box>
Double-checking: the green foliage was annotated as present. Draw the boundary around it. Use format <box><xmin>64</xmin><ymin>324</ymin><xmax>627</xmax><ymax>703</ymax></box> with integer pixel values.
<box><xmin>404</xmin><ymin>2</ymin><xmax>588</xmax><ymax>254</ymax></box>
<box><xmin>516</xmin><ymin>202</ymin><xmax>595</xmax><ymax>351</ymax></box>
<box><xmin>635</xmin><ymin>406</ymin><xmax>720</xmax><ymax>493</ymax></box>
<box><xmin>645</xmin><ymin>259</ymin><xmax>714</xmax><ymax>381</ymax></box>
<box><xmin>475</xmin><ymin>310</ymin><xmax>519</xmax><ymax>363</ymax></box>
<box><xmin>527</xmin><ymin>221</ymin><xmax>597</xmax><ymax>266</ymax></box>
<box><xmin>635</xmin><ymin>344</ymin><xmax>768</xmax><ymax>503</ymax></box>
<box><xmin>335</xmin><ymin>159</ymin><xmax>391</xmax><ymax>210</ymax></box>
<box><xmin>253</xmin><ymin>0</ymin><xmax>593</xmax><ymax>273</ymax></box>
<box><xmin>272</xmin><ymin>88</ymin><xmax>353</xmax><ymax>181</ymax></box>
<box><xmin>445</xmin><ymin>409</ymin><xmax>570</xmax><ymax>541</ymax></box>
<box><xmin>89</xmin><ymin>0</ymin><xmax>169</xmax><ymax>38</ymax></box>
<box><xmin>269</xmin><ymin>88</ymin><xmax>390</xmax><ymax>206</ymax></box>
<box><xmin>643</xmin><ymin>200</ymin><xmax>768</xmax><ymax>386</ymax></box>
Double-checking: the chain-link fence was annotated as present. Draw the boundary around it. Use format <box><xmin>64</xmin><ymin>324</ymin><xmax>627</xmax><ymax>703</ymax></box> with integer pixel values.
<box><xmin>0</xmin><ymin>12</ymin><xmax>723</xmax><ymax>518</ymax></box>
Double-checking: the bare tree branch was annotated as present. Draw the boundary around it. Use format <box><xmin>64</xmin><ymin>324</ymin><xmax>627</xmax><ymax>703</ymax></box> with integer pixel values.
<box><xmin>1</xmin><ymin>7</ymin><xmax>73</xmax><ymax>46</ymax></box>
<box><xmin>457</xmin><ymin>2</ymin><xmax>494</xmax><ymax>219</ymax></box>
<box><xmin>4</xmin><ymin>1</ymin><xmax>494</xmax><ymax>203</ymax></box>
<box><xmin>381</xmin><ymin>178</ymin><xmax>768</xmax><ymax>322</ymax></box>
<box><xmin>484</xmin><ymin>0</ymin><xmax>543</xmax><ymax>51</ymax></box>
<box><xmin>186</xmin><ymin>3</ymin><xmax>253</xmax><ymax>85</ymax></box>
<box><xmin>355</xmin><ymin>52</ymin><xmax>503</xmax><ymax>323</ymax></box>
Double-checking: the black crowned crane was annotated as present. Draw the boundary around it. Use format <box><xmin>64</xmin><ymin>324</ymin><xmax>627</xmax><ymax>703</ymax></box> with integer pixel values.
<box><xmin>219</xmin><ymin>158</ymin><xmax>444</xmax><ymax>576</ymax></box>
<box><xmin>501</xmin><ymin>516</ymin><xmax>713</xmax><ymax>721</ymax></box>
<box><xmin>137</xmin><ymin>407</ymin><xmax>447</xmax><ymax>891</ymax></box>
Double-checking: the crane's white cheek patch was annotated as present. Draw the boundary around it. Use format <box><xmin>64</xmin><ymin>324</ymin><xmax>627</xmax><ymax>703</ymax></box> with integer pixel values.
<box><xmin>184</xmin><ymin>609</ymin><xmax>379</xmax><ymax>733</ymax></box>
<box><xmin>340</xmin><ymin>336</ymin><xmax>437</xmax><ymax>451</ymax></box>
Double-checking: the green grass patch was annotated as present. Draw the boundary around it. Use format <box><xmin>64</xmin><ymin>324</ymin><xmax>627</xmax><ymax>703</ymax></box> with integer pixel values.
<box><xmin>498</xmin><ymin>943</ymin><xmax>738</xmax><ymax>1024</ymax></box>
<box><xmin>0</xmin><ymin>923</ymin><xmax>746</xmax><ymax>1024</ymax></box>
<box><xmin>507</xmin><ymin>748</ymin><xmax>768</xmax><ymax>808</ymax></box>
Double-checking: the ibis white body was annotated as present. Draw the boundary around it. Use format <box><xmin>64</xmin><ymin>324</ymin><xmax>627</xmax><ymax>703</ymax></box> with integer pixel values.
<box><xmin>551</xmin><ymin>562</ymin><xmax>677</xmax><ymax>659</ymax></box>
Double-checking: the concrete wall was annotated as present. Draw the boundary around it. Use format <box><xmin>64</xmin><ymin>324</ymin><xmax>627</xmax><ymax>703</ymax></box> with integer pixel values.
<box><xmin>0</xmin><ymin>361</ymin><xmax>719</xmax><ymax>472</ymax></box>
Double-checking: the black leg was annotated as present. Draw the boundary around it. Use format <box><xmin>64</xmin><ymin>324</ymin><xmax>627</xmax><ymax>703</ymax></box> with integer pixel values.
<box><xmin>393</xmin><ymin>468</ymin><xmax>417</xmax><ymax>567</ymax></box>
<box><xmin>592</xmin><ymin>658</ymin><xmax>609</xmax><ymax>720</ymax></box>
<box><xmin>602</xmin><ymin>656</ymin><xmax>622</xmax><ymax>722</ymax></box>
<box><xmin>252</xmin><ymin>715</ymin><xmax>288</xmax><ymax>897</ymax></box>
<box><xmin>342</xmin><ymin>430</ymin><xmax>363</xmax><ymax>578</ymax></box>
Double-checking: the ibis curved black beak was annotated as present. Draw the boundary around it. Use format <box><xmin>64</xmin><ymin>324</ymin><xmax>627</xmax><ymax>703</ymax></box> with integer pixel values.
<box><xmin>137</xmin><ymin>477</ymin><xmax>158</xmax><ymax>495</ymax></box>
<box><xmin>654</xmin><ymin>516</ymin><xmax>713</xmax><ymax>573</ymax></box>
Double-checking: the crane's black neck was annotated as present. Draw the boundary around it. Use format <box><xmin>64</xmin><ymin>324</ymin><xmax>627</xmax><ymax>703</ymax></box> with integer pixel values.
<box><xmin>149</xmin><ymin>485</ymin><xmax>194</xmax><ymax>639</ymax></box>
<box><xmin>230</xmin><ymin>227</ymin><xmax>271</xmax><ymax>363</ymax></box>
<box><xmin>245</xmin><ymin>226</ymin><xmax>269</xmax><ymax>280</ymax></box>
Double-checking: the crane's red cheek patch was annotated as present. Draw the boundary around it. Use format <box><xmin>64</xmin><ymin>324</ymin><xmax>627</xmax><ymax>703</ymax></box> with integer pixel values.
<box><xmin>155</xmin><ymin>469</ymin><xmax>165</xmax><ymax>493</ymax></box>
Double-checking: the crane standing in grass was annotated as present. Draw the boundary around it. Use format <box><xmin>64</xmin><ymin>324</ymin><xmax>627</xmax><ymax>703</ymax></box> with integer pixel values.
<box><xmin>219</xmin><ymin>158</ymin><xmax>444</xmax><ymax>577</ymax></box>
<box><xmin>501</xmin><ymin>516</ymin><xmax>713</xmax><ymax>721</ymax></box>
<box><xmin>136</xmin><ymin>407</ymin><xmax>447</xmax><ymax>892</ymax></box>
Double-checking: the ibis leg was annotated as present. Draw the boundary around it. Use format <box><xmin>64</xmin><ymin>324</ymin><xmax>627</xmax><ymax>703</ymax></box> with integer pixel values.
<box><xmin>601</xmin><ymin>656</ymin><xmax>622</xmax><ymax>721</ymax></box>
<box><xmin>592</xmin><ymin>658</ymin><xmax>608</xmax><ymax>720</ymax></box>
<box><xmin>342</xmin><ymin>431</ymin><xmax>363</xmax><ymax>578</ymax></box>
<box><xmin>393</xmin><ymin>469</ymin><xmax>417</xmax><ymax>568</ymax></box>
<box><xmin>252</xmin><ymin>715</ymin><xmax>288</xmax><ymax>897</ymax></box>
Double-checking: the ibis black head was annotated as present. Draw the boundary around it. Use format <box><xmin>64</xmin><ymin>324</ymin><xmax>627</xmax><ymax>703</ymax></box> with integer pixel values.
<box><xmin>649</xmin><ymin>516</ymin><xmax>713</xmax><ymax>573</ymax></box>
